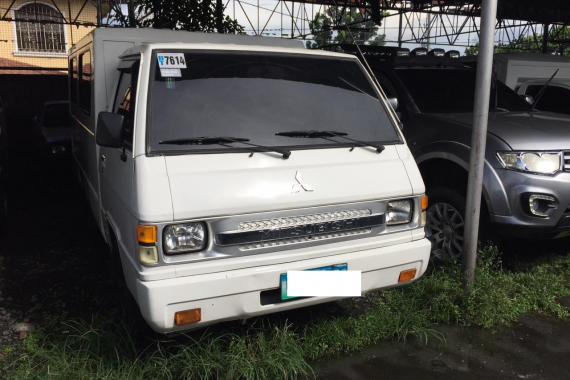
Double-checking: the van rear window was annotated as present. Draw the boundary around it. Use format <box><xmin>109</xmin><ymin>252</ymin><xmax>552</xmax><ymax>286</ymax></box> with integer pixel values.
<box><xmin>148</xmin><ymin>50</ymin><xmax>401</xmax><ymax>153</ymax></box>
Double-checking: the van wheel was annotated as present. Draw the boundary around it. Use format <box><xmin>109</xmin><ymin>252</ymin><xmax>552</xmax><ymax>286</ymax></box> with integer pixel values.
<box><xmin>109</xmin><ymin>240</ymin><xmax>141</xmax><ymax>323</ymax></box>
<box><xmin>425</xmin><ymin>187</ymin><xmax>466</xmax><ymax>260</ymax></box>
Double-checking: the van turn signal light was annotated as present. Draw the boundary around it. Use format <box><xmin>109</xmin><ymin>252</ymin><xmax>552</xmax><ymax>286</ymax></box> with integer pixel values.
<box><xmin>137</xmin><ymin>225</ymin><xmax>157</xmax><ymax>244</ymax></box>
<box><xmin>421</xmin><ymin>195</ymin><xmax>428</xmax><ymax>210</ymax></box>
<box><xmin>175</xmin><ymin>308</ymin><xmax>201</xmax><ymax>326</ymax></box>
<box><xmin>398</xmin><ymin>269</ymin><xmax>417</xmax><ymax>283</ymax></box>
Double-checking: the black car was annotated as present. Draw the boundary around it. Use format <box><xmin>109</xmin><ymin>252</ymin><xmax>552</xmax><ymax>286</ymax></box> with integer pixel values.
<box><xmin>335</xmin><ymin>46</ymin><xmax>570</xmax><ymax>258</ymax></box>
<box><xmin>32</xmin><ymin>100</ymin><xmax>72</xmax><ymax>156</ymax></box>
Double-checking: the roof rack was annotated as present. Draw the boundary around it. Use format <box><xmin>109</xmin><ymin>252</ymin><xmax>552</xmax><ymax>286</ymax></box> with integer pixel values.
<box><xmin>321</xmin><ymin>44</ymin><xmax>467</xmax><ymax>69</ymax></box>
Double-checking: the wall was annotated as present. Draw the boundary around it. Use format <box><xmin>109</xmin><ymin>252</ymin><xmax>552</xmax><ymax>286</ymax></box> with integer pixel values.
<box><xmin>0</xmin><ymin>0</ymin><xmax>96</xmax><ymax>70</ymax></box>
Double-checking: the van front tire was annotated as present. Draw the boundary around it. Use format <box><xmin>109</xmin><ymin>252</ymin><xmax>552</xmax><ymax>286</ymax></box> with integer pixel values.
<box><xmin>109</xmin><ymin>240</ymin><xmax>141</xmax><ymax>324</ymax></box>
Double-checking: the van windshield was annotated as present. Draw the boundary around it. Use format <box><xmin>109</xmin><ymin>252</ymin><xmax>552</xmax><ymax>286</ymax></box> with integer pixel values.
<box><xmin>148</xmin><ymin>50</ymin><xmax>401</xmax><ymax>153</ymax></box>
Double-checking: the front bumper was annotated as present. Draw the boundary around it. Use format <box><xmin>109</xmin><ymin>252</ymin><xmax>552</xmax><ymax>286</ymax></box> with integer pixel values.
<box><xmin>489</xmin><ymin>169</ymin><xmax>570</xmax><ymax>238</ymax></box>
<box><xmin>136</xmin><ymin>238</ymin><xmax>431</xmax><ymax>334</ymax></box>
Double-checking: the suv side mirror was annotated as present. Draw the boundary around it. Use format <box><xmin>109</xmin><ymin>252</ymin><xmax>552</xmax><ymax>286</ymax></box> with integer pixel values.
<box><xmin>521</xmin><ymin>95</ymin><xmax>534</xmax><ymax>105</ymax></box>
<box><xmin>387</xmin><ymin>97</ymin><xmax>399</xmax><ymax>111</ymax></box>
<box><xmin>96</xmin><ymin>112</ymin><xmax>124</xmax><ymax>148</ymax></box>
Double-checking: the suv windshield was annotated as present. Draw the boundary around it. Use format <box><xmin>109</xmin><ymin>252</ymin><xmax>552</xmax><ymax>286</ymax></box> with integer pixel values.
<box><xmin>149</xmin><ymin>50</ymin><xmax>400</xmax><ymax>153</ymax></box>
<box><xmin>394</xmin><ymin>68</ymin><xmax>532</xmax><ymax>113</ymax></box>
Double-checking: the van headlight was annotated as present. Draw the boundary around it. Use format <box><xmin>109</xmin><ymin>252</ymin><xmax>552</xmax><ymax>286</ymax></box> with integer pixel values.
<box><xmin>163</xmin><ymin>222</ymin><xmax>207</xmax><ymax>254</ymax></box>
<box><xmin>497</xmin><ymin>152</ymin><xmax>562</xmax><ymax>175</ymax></box>
<box><xmin>386</xmin><ymin>200</ymin><xmax>412</xmax><ymax>225</ymax></box>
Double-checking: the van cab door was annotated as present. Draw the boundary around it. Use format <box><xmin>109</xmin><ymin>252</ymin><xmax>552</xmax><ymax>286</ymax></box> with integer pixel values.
<box><xmin>99</xmin><ymin>61</ymin><xmax>139</xmax><ymax>258</ymax></box>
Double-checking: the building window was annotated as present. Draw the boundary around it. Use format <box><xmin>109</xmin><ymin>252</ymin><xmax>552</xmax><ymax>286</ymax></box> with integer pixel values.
<box><xmin>14</xmin><ymin>3</ymin><xmax>66</xmax><ymax>53</ymax></box>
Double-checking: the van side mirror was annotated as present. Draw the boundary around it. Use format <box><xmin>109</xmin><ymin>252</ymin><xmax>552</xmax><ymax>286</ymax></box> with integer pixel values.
<box><xmin>387</xmin><ymin>97</ymin><xmax>399</xmax><ymax>111</ymax></box>
<box><xmin>96</xmin><ymin>112</ymin><xmax>124</xmax><ymax>148</ymax></box>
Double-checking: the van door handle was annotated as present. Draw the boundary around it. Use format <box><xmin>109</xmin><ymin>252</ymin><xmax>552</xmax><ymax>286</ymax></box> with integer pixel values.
<box><xmin>100</xmin><ymin>155</ymin><xmax>106</xmax><ymax>172</ymax></box>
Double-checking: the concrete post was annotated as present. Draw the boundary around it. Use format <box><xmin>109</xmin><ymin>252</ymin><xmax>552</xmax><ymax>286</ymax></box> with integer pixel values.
<box><xmin>461</xmin><ymin>0</ymin><xmax>498</xmax><ymax>291</ymax></box>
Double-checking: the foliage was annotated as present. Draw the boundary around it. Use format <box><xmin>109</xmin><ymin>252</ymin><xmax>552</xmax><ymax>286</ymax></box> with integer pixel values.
<box><xmin>307</xmin><ymin>6</ymin><xmax>386</xmax><ymax>49</ymax></box>
<box><xmin>465</xmin><ymin>26</ymin><xmax>570</xmax><ymax>56</ymax></box>
<box><xmin>4</xmin><ymin>246</ymin><xmax>570</xmax><ymax>379</ymax></box>
<box><xmin>113</xmin><ymin>0</ymin><xmax>244</xmax><ymax>33</ymax></box>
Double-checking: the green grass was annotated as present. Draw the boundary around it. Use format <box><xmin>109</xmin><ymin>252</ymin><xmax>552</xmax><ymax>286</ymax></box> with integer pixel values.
<box><xmin>4</xmin><ymin>246</ymin><xmax>570</xmax><ymax>380</ymax></box>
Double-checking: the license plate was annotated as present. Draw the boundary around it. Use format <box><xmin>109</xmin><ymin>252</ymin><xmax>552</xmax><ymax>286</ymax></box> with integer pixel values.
<box><xmin>280</xmin><ymin>263</ymin><xmax>348</xmax><ymax>300</ymax></box>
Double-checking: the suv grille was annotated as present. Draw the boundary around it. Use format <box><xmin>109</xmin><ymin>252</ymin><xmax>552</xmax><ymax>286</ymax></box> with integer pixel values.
<box><xmin>565</xmin><ymin>151</ymin><xmax>570</xmax><ymax>172</ymax></box>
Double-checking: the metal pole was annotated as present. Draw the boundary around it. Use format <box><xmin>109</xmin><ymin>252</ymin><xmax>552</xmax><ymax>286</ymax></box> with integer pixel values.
<box><xmin>461</xmin><ymin>0</ymin><xmax>498</xmax><ymax>291</ymax></box>
<box><xmin>96</xmin><ymin>0</ymin><xmax>102</xmax><ymax>27</ymax></box>
<box><xmin>398</xmin><ymin>12</ymin><xmax>403</xmax><ymax>48</ymax></box>
<box><xmin>542</xmin><ymin>23</ymin><xmax>549</xmax><ymax>54</ymax></box>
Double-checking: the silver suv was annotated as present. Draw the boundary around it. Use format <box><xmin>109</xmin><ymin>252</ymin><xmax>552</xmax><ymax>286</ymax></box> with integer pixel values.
<box><xmin>346</xmin><ymin>46</ymin><xmax>570</xmax><ymax>258</ymax></box>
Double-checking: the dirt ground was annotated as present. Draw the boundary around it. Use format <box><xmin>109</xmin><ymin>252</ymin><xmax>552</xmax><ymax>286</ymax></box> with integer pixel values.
<box><xmin>313</xmin><ymin>311</ymin><xmax>570</xmax><ymax>379</ymax></box>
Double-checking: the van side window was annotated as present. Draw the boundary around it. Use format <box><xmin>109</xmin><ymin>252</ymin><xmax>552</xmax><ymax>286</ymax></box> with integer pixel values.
<box><xmin>113</xmin><ymin>61</ymin><xmax>139</xmax><ymax>147</ymax></box>
<box><xmin>69</xmin><ymin>58</ymin><xmax>78</xmax><ymax>105</ymax></box>
<box><xmin>79</xmin><ymin>51</ymin><xmax>92</xmax><ymax>114</ymax></box>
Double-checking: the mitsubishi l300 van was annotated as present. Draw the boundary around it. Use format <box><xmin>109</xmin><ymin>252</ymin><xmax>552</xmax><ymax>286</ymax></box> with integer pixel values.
<box><xmin>68</xmin><ymin>29</ymin><xmax>430</xmax><ymax>333</ymax></box>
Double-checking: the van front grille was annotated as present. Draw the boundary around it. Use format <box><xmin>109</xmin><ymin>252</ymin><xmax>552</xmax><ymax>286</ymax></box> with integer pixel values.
<box><xmin>239</xmin><ymin>227</ymin><xmax>373</xmax><ymax>251</ymax></box>
<box><xmin>564</xmin><ymin>151</ymin><xmax>570</xmax><ymax>172</ymax></box>
<box><xmin>215</xmin><ymin>208</ymin><xmax>384</xmax><ymax>247</ymax></box>
<box><xmin>237</xmin><ymin>209</ymin><xmax>372</xmax><ymax>231</ymax></box>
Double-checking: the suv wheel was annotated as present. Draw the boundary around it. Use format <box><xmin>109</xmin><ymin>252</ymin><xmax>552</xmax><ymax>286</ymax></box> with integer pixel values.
<box><xmin>425</xmin><ymin>187</ymin><xmax>466</xmax><ymax>260</ymax></box>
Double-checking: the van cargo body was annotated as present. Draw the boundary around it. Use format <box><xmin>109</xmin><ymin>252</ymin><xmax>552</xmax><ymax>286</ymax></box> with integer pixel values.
<box><xmin>69</xmin><ymin>29</ymin><xmax>430</xmax><ymax>333</ymax></box>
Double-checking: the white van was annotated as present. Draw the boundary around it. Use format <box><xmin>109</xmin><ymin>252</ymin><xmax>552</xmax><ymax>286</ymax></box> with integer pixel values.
<box><xmin>68</xmin><ymin>29</ymin><xmax>430</xmax><ymax>334</ymax></box>
<box><xmin>461</xmin><ymin>53</ymin><xmax>570</xmax><ymax>90</ymax></box>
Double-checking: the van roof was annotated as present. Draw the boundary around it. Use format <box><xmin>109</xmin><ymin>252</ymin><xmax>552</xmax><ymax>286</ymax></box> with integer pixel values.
<box><xmin>70</xmin><ymin>28</ymin><xmax>306</xmax><ymax>54</ymax></box>
<box><xmin>118</xmin><ymin>42</ymin><xmax>359</xmax><ymax>60</ymax></box>
<box><xmin>461</xmin><ymin>53</ymin><xmax>570</xmax><ymax>64</ymax></box>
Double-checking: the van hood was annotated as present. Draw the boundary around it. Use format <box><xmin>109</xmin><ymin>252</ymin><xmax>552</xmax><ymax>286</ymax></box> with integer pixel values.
<box><xmin>430</xmin><ymin>112</ymin><xmax>570</xmax><ymax>150</ymax></box>
<box><xmin>163</xmin><ymin>146</ymin><xmax>416</xmax><ymax>220</ymax></box>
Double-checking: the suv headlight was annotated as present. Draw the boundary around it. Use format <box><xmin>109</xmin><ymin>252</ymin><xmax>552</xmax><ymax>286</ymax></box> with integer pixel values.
<box><xmin>386</xmin><ymin>200</ymin><xmax>412</xmax><ymax>225</ymax></box>
<box><xmin>497</xmin><ymin>151</ymin><xmax>563</xmax><ymax>175</ymax></box>
<box><xmin>163</xmin><ymin>222</ymin><xmax>207</xmax><ymax>254</ymax></box>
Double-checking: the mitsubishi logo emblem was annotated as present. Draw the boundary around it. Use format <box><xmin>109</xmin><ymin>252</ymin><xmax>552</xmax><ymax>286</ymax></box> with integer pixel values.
<box><xmin>292</xmin><ymin>171</ymin><xmax>313</xmax><ymax>193</ymax></box>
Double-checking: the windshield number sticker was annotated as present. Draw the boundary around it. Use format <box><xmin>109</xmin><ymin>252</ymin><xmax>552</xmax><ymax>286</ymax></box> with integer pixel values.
<box><xmin>160</xmin><ymin>68</ymin><xmax>181</xmax><ymax>77</ymax></box>
<box><xmin>157</xmin><ymin>53</ymin><xmax>187</xmax><ymax>69</ymax></box>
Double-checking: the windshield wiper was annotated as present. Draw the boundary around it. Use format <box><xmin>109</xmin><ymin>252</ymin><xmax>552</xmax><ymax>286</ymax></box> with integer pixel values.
<box><xmin>275</xmin><ymin>130</ymin><xmax>385</xmax><ymax>154</ymax></box>
<box><xmin>530</xmin><ymin>69</ymin><xmax>559</xmax><ymax>112</ymax></box>
<box><xmin>159</xmin><ymin>136</ymin><xmax>291</xmax><ymax>159</ymax></box>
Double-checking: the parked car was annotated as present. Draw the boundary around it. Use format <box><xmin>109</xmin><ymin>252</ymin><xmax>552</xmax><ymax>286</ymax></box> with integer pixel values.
<box><xmin>340</xmin><ymin>46</ymin><xmax>570</xmax><ymax>259</ymax></box>
<box><xmin>33</xmin><ymin>100</ymin><xmax>72</xmax><ymax>156</ymax></box>
<box><xmin>68</xmin><ymin>29</ymin><xmax>431</xmax><ymax>334</ymax></box>
<box><xmin>517</xmin><ymin>79</ymin><xmax>570</xmax><ymax>115</ymax></box>
<box><xmin>0</xmin><ymin>95</ymin><xmax>7</xmax><ymax>227</ymax></box>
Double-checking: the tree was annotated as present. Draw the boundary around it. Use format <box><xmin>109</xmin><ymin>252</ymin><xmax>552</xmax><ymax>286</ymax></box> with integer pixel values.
<box><xmin>465</xmin><ymin>26</ymin><xmax>570</xmax><ymax>56</ymax></box>
<box><xmin>307</xmin><ymin>6</ymin><xmax>386</xmax><ymax>49</ymax></box>
<box><xmin>114</xmin><ymin>0</ymin><xmax>243</xmax><ymax>33</ymax></box>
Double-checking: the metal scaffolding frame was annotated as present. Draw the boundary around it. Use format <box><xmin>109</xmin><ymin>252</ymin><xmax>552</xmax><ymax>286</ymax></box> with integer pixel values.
<box><xmin>1</xmin><ymin>0</ymin><xmax>567</xmax><ymax>46</ymax></box>
<box><xmin>0</xmin><ymin>0</ymin><xmax>568</xmax><ymax>72</ymax></box>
